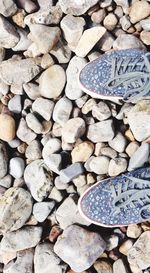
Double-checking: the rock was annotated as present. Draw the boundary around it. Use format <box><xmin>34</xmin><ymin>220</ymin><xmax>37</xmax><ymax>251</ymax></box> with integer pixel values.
<box><xmin>75</xmin><ymin>26</ymin><xmax>106</xmax><ymax>57</ymax></box>
<box><xmin>114</xmin><ymin>0</ymin><xmax>129</xmax><ymax>13</ymax></box>
<box><xmin>42</xmin><ymin>138</ymin><xmax>61</xmax><ymax>158</ymax></box>
<box><xmin>50</xmin><ymin>41</ymin><xmax>71</xmax><ymax>64</ymax></box>
<box><xmin>120</xmin><ymin>15</ymin><xmax>131</xmax><ymax>31</ymax></box>
<box><xmin>54</xmin><ymin>176</ymin><xmax>68</xmax><ymax>190</ymax></box>
<box><xmin>0</xmin><ymin>187</ymin><xmax>32</xmax><ymax>233</ymax></box>
<box><xmin>17</xmin><ymin>0</ymin><xmax>37</xmax><ymax>13</ymax></box>
<box><xmin>36</xmin><ymin>0</ymin><xmax>53</xmax><ymax>9</ymax></box>
<box><xmin>94</xmin><ymin>260</ymin><xmax>113</xmax><ymax>273</ymax></box>
<box><xmin>0</xmin><ymin>114</ymin><xmax>16</xmax><ymax>142</ymax></box>
<box><xmin>101</xmin><ymin>146</ymin><xmax>117</xmax><ymax>159</ymax></box>
<box><xmin>125</xmin><ymin>141</ymin><xmax>139</xmax><ymax>157</ymax></box>
<box><xmin>1</xmin><ymin>226</ymin><xmax>42</xmax><ymax>252</ymax></box>
<box><xmin>113</xmin><ymin>259</ymin><xmax>128</xmax><ymax>273</ymax></box>
<box><xmin>98</xmin><ymin>31</ymin><xmax>115</xmax><ymax>52</ymax></box>
<box><xmin>108</xmin><ymin>157</ymin><xmax>128</xmax><ymax>176</ymax></box>
<box><xmin>58</xmin><ymin>0</ymin><xmax>99</xmax><ymax>15</ymax></box>
<box><xmin>0</xmin><ymin>174</ymin><xmax>12</xmax><ymax>188</ymax></box>
<box><xmin>0</xmin><ymin>15</ymin><xmax>19</xmax><ymax>48</ymax></box>
<box><xmin>39</xmin><ymin>65</ymin><xmax>66</xmax><ymax>99</ymax></box>
<box><xmin>87</xmin><ymin>120</ymin><xmax>114</xmax><ymax>143</ymax></box>
<box><xmin>26</xmin><ymin>113</ymin><xmax>43</xmax><ymax>134</ymax></box>
<box><xmin>56</xmin><ymin>196</ymin><xmax>89</xmax><ymax>229</ymax></box>
<box><xmin>62</xmin><ymin>117</ymin><xmax>85</xmax><ymax>143</ymax></box>
<box><xmin>92</xmin><ymin>101</ymin><xmax>111</xmax><ymax>121</ymax></box>
<box><xmin>128</xmin><ymin>231</ymin><xmax>150</xmax><ymax>270</ymax></box>
<box><xmin>127</xmin><ymin>224</ymin><xmax>142</xmax><ymax>239</ymax></box>
<box><xmin>128</xmin><ymin>143</ymin><xmax>149</xmax><ymax>171</ymax></box>
<box><xmin>8</xmin><ymin>95</ymin><xmax>22</xmax><ymax>114</ymax></box>
<box><xmin>109</xmin><ymin>132</ymin><xmax>127</xmax><ymax>153</ymax></box>
<box><xmin>3</xmin><ymin>249</ymin><xmax>34</xmax><ymax>273</ymax></box>
<box><xmin>23</xmin><ymin>82</ymin><xmax>40</xmax><ymax>100</ymax></box>
<box><xmin>49</xmin><ymin>225</ymin><xmax>62</xmax><ymax>243</ymax></box>
<box><xmin>33</xmin><ymin>201</ymin><xmax>55</xmax><ymax>222</ymax></box>
<box><xmin>103</xmin><ymin>13</ymin><xmax>118</xmax><ymax>31</ymax></box>
<box><xmin>0</xmin><ymin>0</ymin><xmax>17</xmax><ymax>17</ymax></box>
<box><xmin>34</xmin><ymin>242</ymin><xmax>67</xmax><ymax>273</ymax></box>
<box><xmin>127</xmin><ymin>100</ymin><xmax>150</xmax><ymax>141</ymax></box>
<box><xmin>29</xmin><ymin>24</ymin><xmax>61</xmax><ymax>54</ymax></box>
<box><xmin>44</xmin><ymin>154</ymin><xmax>62</xmax><ymax>174</ymax></box>
<box><xmin>91</xmin><ymin>8</ymin><xmax>106</xmax><ymax>23</ymax></box>
<box><xmin>24</xmin><ymin>159</ymin><xmax>53</xmax><ymax>201</ymax></box>
<box><xmin>82</xmin><ymin>98</ymin><xmax>97</xmax><ymax>114</ymax></box>
<box><xmin>129</xmin><ymin>1</ymin><xmax>150</xmax><ymax>24</ymax></box>
<box><xmin>0</xmin><ymin>142</ymin><xmax>7</xmax><ymax>179</ymax></box>
<box><xmin>71</xmin><ymin>141</ymin><xmax>94</xmax><ymax>163</ymax></box>
<box><xmin>17</xmin><ymin>118</ymin><xmax>36</xmax><ymax>144</ymax></box>
<box><xmin>119</xmin><ymin>239</ymin><xmax>133</xmax><ymax>256</ymax></box>
<box><xmin>41</xmin><ymin>53</ymin><xmax>54</xmax><ymax>69</ymax></box>
<box><xmin>9</xmin><ymin>157</ymin><xmax>25</xmax><ymax>178</ymax></box>
<box><xmin>13</xmin><ymin>28</ymin><xmax>32</xmax><ymax>51</ymax></box>
<box><xmin>54</xmin><ymin>225</ymin><xmax>106</xmax><ymax>272</ymax></box>
<box><xmin>140</xmin><ymin>18</ymin><xmax>150</xmax><ymax>31</ymax></box>
<box><xmin>24</xmin><ymin>42</ymin><xmax>41</xmax><ymax>58</ymax></box>
<box><xmin>53</xmin><ymin>97</ymin><xmax>73</xmax><ymax>126</ymax></box>
<box><xmin>33</xmin><ymin>98</ymin><xmax>54</xmax><ymax>121</ymax></box>
<box><xmin>25</xmin><ymin>140</ymin><xmax>42</xmax><ymax>161</ymax></box>
<box><xmin>12</xmin><ymin>9</ymin><xmax>26</xmax><ymax>28</ymax></box>
<box><xmin>65</xmin><ymin>56</ymin><xmax>87</xmax><ymax>100</ymax></box>
<box><xmin>106</xmin><ymin>234</ymin><xmax>119</xmax><ymax>251</ymax></box>
<box><xmin>0</xmin><ymin>78</ymin><xmax>8</xmax><ymax>95</ymax></box>
<box><xmin>0</xmin><ymin>57</ymin><xmax>41</xmax><ymax>86</ymax></box>
<box><xmin>89</xmin><ymin>155</ymin><xmax>110</xmax><ymax>174</ymax></box>
<box><xmin>113</xmin><ymin>34</ymin><xmax>145</xmax><ymax>50</ymax></box>
<box><xmin>140</xmin><ymin>31</ymin><xmax>150</xmax><ymax>45</ymax></box>
<box><xmin>48</xmin><ymin>186</ymin><xmax>64</xmax><ymax>202</ymax></box>
<box><xmin>59</xmin><ymin>163</ymin><xmax>84</xmax><ymax>183</ymax></box>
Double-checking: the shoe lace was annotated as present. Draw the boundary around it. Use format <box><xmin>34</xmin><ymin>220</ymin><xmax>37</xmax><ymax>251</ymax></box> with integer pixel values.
<box><xmin>105</xmin><ymin>52</ymin><xmax>150</xmax><ymax>102</ymax></box>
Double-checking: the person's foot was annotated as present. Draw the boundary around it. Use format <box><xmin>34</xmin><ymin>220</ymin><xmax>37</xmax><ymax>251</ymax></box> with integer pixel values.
<box><xmin>78</xmin><ymin>167</ymin><xmax>150</xmax><ymax>227</ymax></box>
<box><xmin>79</xmin><ymin>49</ymin><xmax>150</xmax><ymax>103</ymax></box>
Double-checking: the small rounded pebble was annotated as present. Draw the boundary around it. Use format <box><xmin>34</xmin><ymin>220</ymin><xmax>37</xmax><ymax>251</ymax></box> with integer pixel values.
<box><xmin>71</xmin><ymin>141</ymin><xmax>94</xmax><ymax>163</ymax></box>
<box><xmin>108</xmin><ymin>157</ymin><xmax>128</xmax><ymax>176</ymax></box>
<box><xmin>9</xmin><ymin>157</ymin><xmax>25</xmax><ymax>179</ymax></box>
<box><xmin>62</xmin><ymin>117</ymin><xmax>86</xmax><ymax>144</ymax></box>
<box><xmin>89</xmin><ymin>156</ymin><xmax>110</xmax><ymax>174</ymax></box>
<box><xmin>103</xmin><ymin>13</ymin><xmax>118</xmax><ymax>31</ymax></box>
<box><xmin>0</xmin><ymin>114</ymin><xmax>16</xmax><ymax>142</ymax></box>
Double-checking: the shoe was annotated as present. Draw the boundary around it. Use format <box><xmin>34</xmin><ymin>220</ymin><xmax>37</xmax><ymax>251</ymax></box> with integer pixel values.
<box><xmin>78</xmin><ymin>49</ymin><xmax>150</xmax><ymax>103</ymax></box>
<box><xmin>78</xmin><ymin>167</ymin><xmax>150</xmax><ymax>227</ymax></box>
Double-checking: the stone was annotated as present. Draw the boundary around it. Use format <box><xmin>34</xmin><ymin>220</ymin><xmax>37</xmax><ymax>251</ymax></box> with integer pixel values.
<box><xmin>0</xmin><ymin>114</ymin><xmax>16</xmax><ymax>142</ymax></box>
<box><xmin>140</xmin><ymin>18</ymin><xmax>150</xmax><ymax>31</ymax></box>
<box><xmin>56</xmin><ymin>196</ymin><xmax>89</xmax><ymax>229</ymax></box>
<box><xmin>106</xmin><ymin>234</ymin><xmax>119</xmax><ymax>251</ymax></box>
<box><xmin>0</xmin><ymin>0</ymin><xmax>17</xmax><ymax>17</ymax></box>
<box><xmin>1</xmin><ymin>226</ymin><xmax>42</xmax><ymax>252</ymax></box>
<box><xmin>87</xmin><ymin>120</ymin><xmax>114</xmax><ymax>143</ymax></box>
<box><xmin>32</xmin><ymin>98</ymin><xmax>54</xmax><ymax>121</ymax></box>
<box><xmin>82</xmin><ymin>98</ymin><xmax>97</xmax><ymax>114</ymax></box>
<box><xmin>9</xmin><ymin>157</ymin><xmax>25</xmax><ymax>178</ymax></box>
<box><xmin>25</xmin><ymin>140</ymin><xmax>42</xmax><ymax>161</ymax></box>
<box><xmin>44</xmin><ymin>154</ymin><xmax>62</xmax><ymax>174</ymax></box>
<box><xmin>125</xmin><ymin>141</ymin><xmax>139</xmax><ymax>157</ymax></box>
<box><xmin>17</xmin><ymin>118</ymin><xmax>36</xmax><ymax>144</ymax></box>
<box><xmin>37</xmin><ymin>0</ymin><xmax>53</xmax><ymax>9</ymax></box>
<box><xmin>103</xmin><ymin>13</ymin><xmax>118</xmax><ymax>31</ymax></box>
<box><xmin>129</xmin><ymin>1</ymin><xmax>150</xmax><ymax>24</ymax></box>
<box><xmin>0</xmin><ymin>15</ymin><xmax>19</xmax><ymax>48</ymax></box>
<box><xmin>0</xmin><ymin>78</ymin><xmax>8</xmax><ymax>95</ymax></box>
<box><xmin>13</xmin><ymin>28</ymin><xmax>32</xmax><ymax>51</ymax></box>
<box><xmin>94</xmin><ymin>260</ymin><xmax>113</xmax><ymax>273</ymax></box>
<box><xmin>29</xmin><ymin>24</ymin><xmax>61</xmax><ymax>54</ymax></box>
<box><xmin>128</xmin><ymin>143</ymin><xmax>149</xmax><ymax>171</ymax></box>
<box><xmin>53</xmin><ymin>97</ymin><xmax>73</xmax><ymax>126</ymax></box>
<box><xmin>54</xmin><ymin>225</ymin><xmax>106</xmax><ymax>272</ymax></box>
<box><xmin>127</xmin><ymin>100</ymin><xmax>150</xmax><ymax>141</ymax></box>
<box><xmin>140</xmin><ymin>31</ymin><xmax>150</xmax><ymax>45</ymax></box>
<box><xmin>41</xmin><ymin>53</ymin><xmax>54</xmax><ymax>69</ymax></box>
<box><xmin>62</xmin><ymin>117</ymin><xmax>85</xmax><ymax>143</ymax></box>
<box><xmin>48</xmin><ymin>186</ymin><xmax>64</xmax><ymax>203</ymax></box>
<box><xmin>92</xmin><ymin>101</ymin><xmax>111</xmax><ymax>121</ymax></box>
<box><xmin>33</xmin><ymin>201</ymin><xmax>55</xmax><ymax>222</ymax></box>
<box><xmin>0</xmin><ymin>174</ymin><xmax>12</xmax><ymax>188</ymax></box>
<box><xmin>113</xmin><ymin>259</ymin><xmax>128</xmax><ymax>273</ymax></box>
<box><xmin>24</xmin><ymin>42</ymin><xmax>41</xmax><ymax>58</ymax></box>
<box><xmin>50</xmin><ymin>41</ymin><xmax>71</xmax><ymax>64</ymax></box>
<box><xmin>109</xmin><ymin>132</ymin><xmax>127</xmax><ymax>153</ymax></box>
<box><xmin>8</xmin><ymin>95</ymin><xmax>22</xmax><ymax>114</ymax></box>
<box><xmin>76</xmin><ymin>94</ymin><xmax>88</xmax><ymax>109</ymax></box>
<box><xmin>98</xmin><ymin>31</ymin><xmax>115</xmax><ymax>52</ymax></box>
<box><xmin>89</xmin><ymin>156</ymin><xmax>110</xmax><ymax>174</ymax></box>
<box><xmin>26</xmin><ymin>113</ymin><xmax>43</xmax><ymax>134</ymax></box>
<box><xmin>42</xmin><ymin>138</ymin><xmax>61</xmax><ymax>158</ymax></box>
<box><xmin>71</xmin><ymin>141</ymin><xmax>94</xmax><ymax>163</ymax></box>
<box><xmin>39</xmin><ymin>65</ymin><xmax>66</xmax><ymax>99</ymax></box>
<box><xmin>127</xmin><ymin>224</ymin><xmax>142</xmax><ymax>239</ymax></box>
<box><xmin>49</xmin><ymin>225</ymin><xmax>62</xmax><ymax>243</ymax></box>
<box><xmin>101</xmin><ymin>147</ymin><xmax>117</xmax><ymax>159</ymax></box>
<box><xmin>128</xmin><ymin>231</ymin><xmax>150</xmax><ymax>270</ymax></box>
<box><xmin>59</xmin><ymin>163</ymin><xmax>84</xmax><ymax>183</ymax></box>
<box><xmin>23</xmin><ymin>82</ymin><xmax>40</xmax><ymax>100</ymax></box>
<box><xmin>54</xmin><ymin>176</ymin><xmax>68</xmax><ymax>190</ymax></box>
<box><xmin>91</xmin><ymin>8</ymin><xmax>106</xmax><ymax>23</ymax></box>
<box><xmin>17</xmin><ymin>0</ymin><xmax>37</xmax><ymax>13</ymax></box>
<box><xmin>0</xmin><ymin>142</ymin><xmax>7</xmax><ymax>179</ymax></box>
<box><xmin>108</xmin><ymin>157</ymin><xmax>128</xmax><ymax>176</ymax></box>
<box><xmin>114</xmin><ymin>0</ymin><xmax>129</xmax><ymax>13</ymax></box>
<box><xmin>12</xmin><ymin>9</ymin><xmax>26</xmax><ymax>28</ymax></box>
<box><xmin>58</xmin><ymin>0</ymin><xmax>99</xmax><ymax>15</ymax></box>
<box><xmin>24</xmin><ymin>159</ymin><xmax>53</xmax><ymax>201</ymax></box>
<box><xmin>0</xmin><ymin>187</ymin><xmax>32</xmax><ymax>233</ymax></box>
<box><xmin>119</xmin><ymin>239</ymin><xmax>133</xmax><ymax>256</ymax></box>
<box><xmin>120</xmin><ymin>15</ymin><xmax>131</xmax><ymax>31</ymax></box>
<box><xmin>34</xmin><ymin>242</ymin><xmax>67</xmax><ymax>273</ymax></box>
<box><xmin>113</xmin><ymin>34</ymin><xmax>145</xmax><ymax>50</ymax></box>
<box><xmin>75</xmin><ymin>26</ymin><xmax>106</xmax><ymax>57</ymax></box>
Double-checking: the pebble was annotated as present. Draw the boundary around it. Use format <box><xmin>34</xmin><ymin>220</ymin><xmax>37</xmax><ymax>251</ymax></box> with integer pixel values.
<box><xmin>129</xmin><ymin>0</ymin><xmax>150</xmax><ymax>24</ymax></box>
<box><xmin>65</xmin><ymin>56</ymin><xmax>87</xmax><ymax>100</ymax></box>
<box><xmin>8</xmin><ymin>95</ymin><xmax>22</xmax><ymax>114</ymax></box>
<box><xmin>25</xmin><ymin>140</ymin><xmax>42</xmax><ymax>161</ymax></box>
<box><xmin>33</xmin><ymin>201</ymin><xmax>55</xmax><ymax>222</ymax></box>
<box><xmin>54</xmin><ymin>176</ymin><xmax>68</xmax><ymax>190</ymax></box>
<box><xmin>23</xmin><ymin>82</ymin><xmax>40</xmax><ymax>101</ymax></box>
<box><xmin>41</xmin><ymin>53</ymin><xmax>54</xmax><ymax>69</ymax></box>
<box><xmin>13</xmin><ymin>28</ymin><xmax>32</xmax><ymax>52</ymax></box>
<box><xmin>113</xmin><ymin>34</ymin><xmax>145</xmax><ymax>50</ymax></box>
<box><xmin>50</xmin><ymin>41</ymin><xmax>71</xmax><ymax>64</ymax></box>
<box><xmin>0</xmin><ymin>79</ymin><xmax>8</xmax><ymax>95</ymax></box>
<box><xmin>89</xmin><ymin>156</ymin><xmax>110</xmax><ymax>174</ymax></box>
<box><xmin>114</xmin><ymin>0</ymin><xmax>129</xmax><ymax>13</ymax></box>
<box><xmin>128</xmin><ymin>231</ymin><xmax>150</xmax><ymax>270</ymax></box>
<box><xmin>0</xmin><ymin>174</ymin><xmax>12</xmax><ymax>188</ymax></box>
<box><xmin>54</xmin><ymin>225</ymin><xmax>106</xmax><ymax>272</ymax></box>
<box><xmin>0</xmin><ymin>114</ymin><xmax>16</xmax><ymax>142</ymax></box>
<box><xmin>128</xmin><ymin>143</ymin><xmax>149</xmax><ymax>171</ymax></box>
<box><xmin>58</xmin><ymin>0</ymin><xmax>99</xmax><ymax>15</ymax></box>
<box><xmin>87</xmin><ymin>120</ymin><xmax>115</xmax><ymax>143</ymax></box>
<box><xmin>42</xmin><ymin>138</ymin><xmax>61</xmax><ymax>159</ymax></box>
<box><xmin>53</xmin><ymin>97</ymin><xmax>73</xmax><ymax>126</ymax></box>
<box><xmin>106</xmin><ymin>234</ymin><xmax>119</xmax><ymax>251</ymax></box>
<box><xmin>75</xmin><ymin>26</ymin><xmax>106</xmax><ymax>58</ymax></box>
<box><xmin>140</xmin><ymin>18</ymin><xmax>150</xmax><ymax>31</ymax></box>
<box><xmin>62</xmin><ymin>117</ymin><xmax>85</xmax><ymax>143</ymax></box>
<box><xmin>108</xmin><ymin>157</ymin><xmax>128</xmax><ymax>176</ymax></box>
<box><xmin>94</xmin><ymin>260</ymin><xmax>113</xmax><ymax>273</ymax></box>
<box><xmin>71</xmin><ymin>141</ymin><xmax>94</xmax><ymax>163</ymax></box>
<box><xmin>39</xmin><ymin>65</ymin><xmax>66</xmax><ymax>99</ymax></box>
<box><xmin>109</xmin><ymin>132</ymin><xmax>127</xmax><ymax>153</ymax></box>
<box><xmin>92</xmin><ymin>101</ymin><xmax>111</xmax><ymax>121</ymax></box>
<box><xmin>56</xmin><ymin>196</ymin><xmax>89</xmax><ymax>229</ymax></box>
<box><xmin>0</xmin><ymin>187</ymin><xmax>32</xmax><ymax>233</ymax></box>
<box><xmin>48</xmin><ymin>186</ymin><xmax>64</xmax><ymax>202</ymax></box>
<box><xmin>34</xmin><ymin>242</ymin><xmax>67</xmax><ymax>273</ymax></box>
<box><xmin>24</xmin><ymin>159</ymin><xmax>53</xmax><ymax>201</ymax></box>
<box><xmin>59</xmin><ymin>163</ymin><xmax>84</xmax><ymax>183</ymax></box>
<box><xmin>82</xmin><ymin>98</ymin><xmax>97</xmax><ymax>114</ymax></box>
<box><xmin>44</xmin><ymin>154</ymin><xmax>62</xmax><ymax>174</ymax></box>
<box><xmin>17</xmin><ymin>0</ymin><xmax>37</xmax><ymax>13</ymax></box>
<box><xmin>120</xmin><ymin>15</ymin><xmax>131</xmax><ymax>31</ymax></box>
<box><xmin>0</xmin><ymin>15</ymin><xmax>19</xmax><ymax>48</ymax></box>
<box><xmin>17</xmin><ymin>118</ymin><xmax>36</xmax><ymax>144</ymax></box>
<box><xmin>12</xmin><ymin>9</ymin><xmax>26</xmax><ymax>28</ymax></box>
<box><xmin>1</xmin><ymin>226</ymin><xmax>42</xmax><ymax>252</ymax></box>
<box><xmin>0</xmin><ymin>0</ymin><xmax>17</xmax><ymax>17</ymax></box>
<box><xmin>125</xmin><ymin>141</ymin><xmax>139</xmax><ymax>157</ymax></box>
<box><xmin>127</xmin><ymin>224</ymin><xmax>142</xmax><ymax>239</ymax></box>
<box><xmin>0</xmin><ymin>142</ymin><xmax>7</xmax><ymax>179</ymax></box>
<box><xmin>101</xmin><ymin>146</ymin><xmax>117</xmax><ymax>159</ymax></box>
<box><xmin>26</xmin><ymin>113</ymin><xmax>43</xmax><ymax>134</ymax></box>
<box><xmin>9</xmin><ymin>157</ymin><xmax>25</xmax><ymax>179</ymax></box>
<box><xmin>119</xmin><ymin>239</ymin><xmax>133</xmax><ymax>256</ymax></box>
<box><xmin>32</xmin><ymin>98</ymin><xmax>54</xmax><ymax>121</ymax></box>
<box><xmin>103</xmin><ymin>13</ymin><xmax>118</xmax><ymax>31</ymax></box>
<box><xmin>91</xmin><ymin>8</ymin><xmax>106</xmax><ymax>23</ymax></box>
<box><xmin>113</xmin><ymin>259</ymin><xmax>128</xmax><ymax>273</ymax></box>
<box><xmin>140</xmin><ymin>31</ymin><xmax>150</xmax><ymax>45</ymax></box>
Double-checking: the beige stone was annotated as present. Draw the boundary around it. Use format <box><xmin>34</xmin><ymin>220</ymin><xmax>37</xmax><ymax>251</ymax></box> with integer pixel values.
<box><xmin>0</xmin><ymin>114</ymin><xmax>15</xmax><ymax>142</ymax></box>
<box><xmin>140</xmin><ymin>31</ymin><xmax>150</xmax><ymax>45</ymax></box>
<box><xmin>119</xmin><ymin>239</ymin><xmax>133</xmax><ymax>256</ymax></box>
<box><xmin>129</xmin><ymin>1</ymin><xmax>150</xmax><ymax>24</ymax></box>
<box><xmin>127</xmin><ymin>224</ymin><xmax>142</xmax><ymax>239</ymax></box>
<box><xmin>71</xmin><ymin>141</ymin><xmax>94</xmax><ymax>163</ymax></box>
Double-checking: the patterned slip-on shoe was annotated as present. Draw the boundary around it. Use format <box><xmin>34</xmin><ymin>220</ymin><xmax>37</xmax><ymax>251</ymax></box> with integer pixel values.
<box><xmin>78</xmin><ymin>167</ymin><xmax>150</xmax><ymax>227</ymax></box>
<box><xmin>79</xmin><ymin>49</ymin><xmax>150</xmax><ymax>103</ymax></box>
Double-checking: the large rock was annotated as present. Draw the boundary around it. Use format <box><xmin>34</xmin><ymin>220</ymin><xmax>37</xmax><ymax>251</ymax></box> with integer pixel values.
<box><xmin>0</xmin><ymin>142</ymin><xmax>7</xmax><ymax>179</ymax></box>
<box><xmin>54</xmin><ymin>225</ymin><xmax>106</xmax><ymax>272</ymax></box>
<box><xmin>87</xmin><ymin>120</ymin><xmax>115</xmax><ymax>143</ymax></box>
<box><xmin>0</xmin><ymin>15</ymin><xmax>19</xmax><ymax>48</ymax></box>
<box><xmin>58</xmin><ymin>0</ymin><xmax>99</xmax><ymax>15</ymax></box>
<box><xmin>0</xmin><ymin>0</ymin><xmax>17</xmax><ymax>17</ymax></box>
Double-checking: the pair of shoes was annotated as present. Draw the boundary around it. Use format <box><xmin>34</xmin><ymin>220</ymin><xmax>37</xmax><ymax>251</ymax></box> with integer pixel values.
<box><xmin>78</xmin><ymin>49</ymin><xmax>150</xmax><ymax>227</ymax></box>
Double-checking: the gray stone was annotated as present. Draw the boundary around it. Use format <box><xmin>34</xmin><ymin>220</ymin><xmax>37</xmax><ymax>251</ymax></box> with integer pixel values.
<box><xmin>106</xmin><ymin>234</ymin><xmax>119</xmax><ymax>251</ymax></box>
<box><xmin>42</xmin><ymin>138</ymin><xmax>61</xmax><ymax>158</ymax></box>
<box><xmin>113</xmin><ymin>34</ymin><xmax>145</xmax><ymax>50</ymax></box>
<box><xmin>0</xmin><ymin>78</ymin><xmax>9</xmax><ymax>95</ymax></box>
<box><xmin>108</xmin><ymin>157</ymin><xmax>128</xmax><ymax>176</ymax></box>
<box><xmin>59</xmin><ymin>163</ymin><xmax>84</xmax><ymax>183</ymax></box>
<box><xmin>17</xmin><ymin>118</ymin><xmax>36</xmax><ymax>144</ymax></box>
<box><xmin>0</xmin><ymin>0</ymin><xmax>17</xmax><ymax>17</ymax></box>
<box><xmin>54</xmin><ymin>225</ymin><xmax>106</xmax><ymax>272</ymax></box>
<box><xmin>0</xmin><ymin>187</ymin><xmax>32</xmax><ymax>233</ymax></box>
<box><xmin>101</xmin><ymin>147</ymin><xmax>117</xmax><ymax>159</ymax></box>
<box><xmin>44</xmin><ymin>154</ymin><xmax>62</xmax><ymax>174</ymax></box>
<box><xmin>62</xmin><ymin>117</ymin><xmax>86</xmax><ymax>143</ymax></box>
<box><xmin>109</xmin><ymin>132</ymin><xmax>127</xmax><ymax>153</ymax></box>
<box><xmin>58</xmin><ymin>0</ymin><xmax>99</xmax><ymax>15</ymax></box>
<box><xmin>128</xmin><ymin>143</ymin><xmax>150</xmax><ymax>171</ymax></box>
<box><xmin>87</xmin><ymin>120</ymin><xmax>115</xmax><ymax>143</ymax></box>
<box><xmin>50</xmin><ymin>41</ymin><xmax>71</xmax><ymax>64</ymax></box>
<box><xmin>92</xmin><ymin>101</ymin><xmax>111</xmax><ymax>121</ymax></box>
<box><xmin>13</xmin><ymin>28</ymin><xmax>32</xmax><ymax>51</ymax></box>
<box><xmin>113</xmin><ymin>259</ymin><xmax>129</xmax><ymax>273</ymax></box>
<box><xmin>8</xmin><ymin>138</ymin><xmax>21</xmax><ymax>149</ymax></box>
<box><xmin>1</xmin><ymin>226</ymin><xmax>42</xmax><ymax>252</ymax></box>
<box><xmin>25</xmin><ymin>140</ymin><xmax>42</xmax><ymax>161</ymax></box>
<box><xmin>33</xmin><ymin>201</ymin><xmax>55</xmax><ymax>222</ymax></box>
<box><xmin>16</xmin><ymin>0</ymin><xmax>37</xmax><ymax>13</ymax></box>
<box><xmin>23</xmin><ymin>82</ymin><xmax>40</xmax><ymax>100</ymax></box>
<box><xmin>98</xmin><ymin>31</ymin><xmax>115</xmax><ymax>52</ymax></box>
<box><xmin>0</xmin><ymin>142</ymin><xmax>7</xmax><ymax>179</ymax></box>
<box><xmin>140</xmin><ymin>18</ymin><xmax>150</xmax><ymax>31</ymax></box>
<box><xmin>26</xmin><ymin>113</ymin><xmax>43</xmax><ymax>134</ymax></box>
<box><xmin>0</xmin><ymin>15</ymin><xmax>19</xmax><ymax>48</ymax></box>
<box><xmin>9</xmin><ymin>157</ymin><xmax>25</xmax><ymax>179</ymax></box>
<box><xmin>0</xmin><ymin>174</ymin><xmax>12</xmax><ymax>188</ymax></box>
<box><xmin>54</xmin><ymin>176</ymin><xmax>68</xmax><ymax>190</ymax></box>
<box><xmin>114</xmin><ymin>0</ymin><xmax>129</xmax><ymax>13</ymax></box>
<box><xmin>8</xmin><ymin>95</ymin><xmax>22</xmax><ymax>114</ymax></box>
<box><xmin>53</xmin><ymin>97</ymin><xmax>73</xmax><ymax>126</ymax></box>
<box><xmin>120</xmin><ymin>15</ymin><xmax>131</xmax><ymax>31</ymax></box>
<box><xmin>89</xmin><ymin>156</ymin><xmax>110</xmax><ymax>175</ymax></box>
